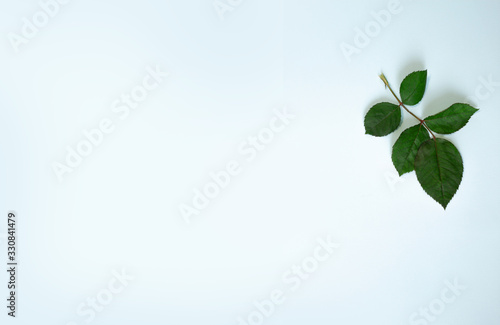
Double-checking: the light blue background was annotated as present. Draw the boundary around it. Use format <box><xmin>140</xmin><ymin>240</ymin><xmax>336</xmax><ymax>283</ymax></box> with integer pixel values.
<box><xmin>1</xmin><ymin>0</ymin><xmax>499</xmax><ymax>324</ymax></box>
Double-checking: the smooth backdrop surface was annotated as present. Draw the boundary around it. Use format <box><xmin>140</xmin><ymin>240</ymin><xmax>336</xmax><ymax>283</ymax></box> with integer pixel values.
<box><xmin>1</xmin><ymin>0</ymin><xmax>499</xmax><ymax>324</ymax></box>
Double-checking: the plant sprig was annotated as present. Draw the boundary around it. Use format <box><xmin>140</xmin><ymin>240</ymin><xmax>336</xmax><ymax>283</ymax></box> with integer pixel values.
<box><xmin>364</xmin><ymin>70</ymin><xmax>478</xmax><ymax>209</ymax></box>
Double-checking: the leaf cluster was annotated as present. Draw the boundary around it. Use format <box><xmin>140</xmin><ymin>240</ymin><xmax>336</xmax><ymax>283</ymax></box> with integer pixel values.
<box><xmin>364</xmin><ymin>70</ymin><xmax>478</xmax><ymax>209</ymax></box>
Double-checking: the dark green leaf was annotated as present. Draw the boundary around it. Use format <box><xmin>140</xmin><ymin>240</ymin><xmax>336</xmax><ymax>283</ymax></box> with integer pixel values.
<box><xmin>400</xmin><ymin>70</ymin><xmax>427</xmax><ymax>105</ymax></box>
<box><xmin>414</xmin><ymin>138</ymin><xmax>463</xmax><ymax>209</ymax></box>
<box><xmin>424</xmin><ymin>103</ymin><xmax>478</xmax><ymax>134</ymax></box>
<box><xmin>364</xmin><ymin>102</ymin><xmax>401</xmax><ymax>137</ymax></box>
<box><xmin>392</xmin><ymin>124</ymin><xmax>430</xmax><ymax>176</ymax></box>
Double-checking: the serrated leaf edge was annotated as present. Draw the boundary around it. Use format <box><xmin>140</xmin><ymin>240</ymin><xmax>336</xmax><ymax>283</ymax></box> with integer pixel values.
<box><xmin>400</xmin><ymin>70</ymin><xmax>427</xmax><ymax>106</ymax></box>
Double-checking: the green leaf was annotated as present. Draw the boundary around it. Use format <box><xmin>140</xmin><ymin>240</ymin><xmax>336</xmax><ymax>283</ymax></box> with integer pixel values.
<box><xmin>424</xmin><ymin>103</ymin><xmax>478</xmax><ymax>134</ymax></box>
<box><xmin>392</xmin><ymin>124</ymin><xmax>430</xmax><ymax>176</ymax></box>
<box><xmin>400</xmin><ymin>70</ymin><xmax>427</xmax><ymax>105</ymax></box>
<box><xmin>414</xmin><ymin>138</ymin><xmax>463</xmax><ymax>209</ymax></box>
<box><xmin>364</xmin><ymin>102</ymin><xmax>401</xmax><ymax>137</ymax></box>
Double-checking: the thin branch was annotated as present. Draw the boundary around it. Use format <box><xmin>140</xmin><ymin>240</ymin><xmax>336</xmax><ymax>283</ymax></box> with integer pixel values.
<box><xmin>379</xmin><ymin>73</ymin><xmax>436</xmax><ymax>140</ymax></box>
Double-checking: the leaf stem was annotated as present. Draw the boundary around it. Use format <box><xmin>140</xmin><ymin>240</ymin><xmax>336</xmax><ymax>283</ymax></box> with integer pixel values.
<box><xmin>379</xmin><ymin>73</ymin><xmax>436</xmax><ymax>140</ymax></box>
